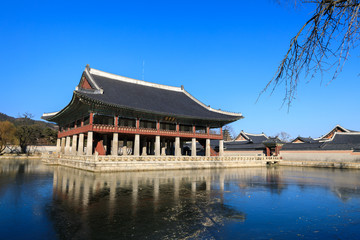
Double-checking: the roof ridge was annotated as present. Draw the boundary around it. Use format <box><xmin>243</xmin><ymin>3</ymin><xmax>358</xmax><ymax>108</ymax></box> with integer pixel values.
<box><xmin>242</xmin><ymin>131</ymin><xmax>268</xmax><ymax>137</ymax></box>
<box><xmin>314</xmin><ymin>124</ymin><xmax>351</xmax><ymax>140</ymax></box>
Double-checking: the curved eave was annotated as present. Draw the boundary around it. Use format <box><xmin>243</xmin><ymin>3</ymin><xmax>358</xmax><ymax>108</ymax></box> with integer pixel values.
<box><xmin>75</xmin><ymin>91</ymin><xmax>243</xmax><ymax>124</ymax></box>
<box><xmin>41</xmin><ymin>93</ymin><xmax>78</xmax><ymax>123</ymax></box>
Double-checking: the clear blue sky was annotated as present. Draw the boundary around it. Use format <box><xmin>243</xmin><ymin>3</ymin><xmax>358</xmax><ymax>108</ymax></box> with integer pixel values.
<box><xmin>1</xmin><ymin>0</ymin><xmax>359</xmax><ymax>139</ymax></box>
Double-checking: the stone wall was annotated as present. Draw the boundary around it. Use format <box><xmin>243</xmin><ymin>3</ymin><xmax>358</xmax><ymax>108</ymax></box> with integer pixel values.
<box><xmin>280</xmin><ymin>150</ymin><xmax>360</xmax><ymax>162</ymax></box>
<box><xmin>224</xmin><ymin>150</ymin><xmax>264</xmax><ymax>157</ymax></box>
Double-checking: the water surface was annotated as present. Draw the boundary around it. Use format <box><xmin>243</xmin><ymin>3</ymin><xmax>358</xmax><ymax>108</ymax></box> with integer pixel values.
<box><xmin>1</xmin><ymin>159</ymin><xmax>360</xmax><ymax>239</ymax></box>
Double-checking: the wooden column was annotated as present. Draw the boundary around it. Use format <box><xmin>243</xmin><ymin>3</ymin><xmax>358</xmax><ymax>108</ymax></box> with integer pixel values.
<box><xmin>136</xmin><ymin>118</ymin><xmax>140</xmax><ymax>129</ymax></box>
<box><xmin>89</xmin><ymin>112</ymin><xmax>94</xmax><ymax>125</ymax></box>
<box><xmin>114</xmin><ymin>116</ymin><xmax>118</xmax><ymax>126</ymax></box>
<box><xmin>266</xmin><ymin>147</ymin><xmax>270</xmax><ymax>156</ymax></box>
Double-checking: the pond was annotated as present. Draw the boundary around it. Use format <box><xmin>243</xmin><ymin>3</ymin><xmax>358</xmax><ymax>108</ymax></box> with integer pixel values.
<box><xmin>0</xmin><ymin>159</ymin><xmax>360</xmax><ymax>239</ymax></box>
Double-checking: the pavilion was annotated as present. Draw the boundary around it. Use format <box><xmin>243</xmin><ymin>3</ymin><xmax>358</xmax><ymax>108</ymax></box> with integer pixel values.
<box><xmin>42</xmin><ymin>65</ymin><xmax>243</xmax><ymax>158</ymax></box>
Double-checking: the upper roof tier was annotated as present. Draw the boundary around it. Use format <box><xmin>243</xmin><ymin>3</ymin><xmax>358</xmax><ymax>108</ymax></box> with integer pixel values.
<box><xmin>42</xmin><ymin>65</ymin><xmax>243</xmax><ymax>126</ymax></box>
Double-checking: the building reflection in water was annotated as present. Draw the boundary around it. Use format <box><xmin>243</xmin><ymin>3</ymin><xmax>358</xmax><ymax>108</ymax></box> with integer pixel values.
<box><xmin>51</xmin><ymin>167</ymin><xmax>253</xmax><ymax>238</ymax></box>
<box><xmin>49</xmin><ymin>165</ymin><xmax>360</xmax><ymax>239</ymax></box>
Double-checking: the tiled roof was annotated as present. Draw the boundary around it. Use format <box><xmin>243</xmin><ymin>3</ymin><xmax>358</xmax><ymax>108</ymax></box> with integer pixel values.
<box><xmin>76</xmin><ymin>67</ymin><xmax>243</xmax><ymax>122</ymax></box>
<box><xmin>283</xmin><ymin>133</ymin><xmax>360</xmax><ymax>151</ymax></box>
<box><xmin>291</xmin><ymin>137</ymin><xmax>319</xmax><ymax>143</ymax></box>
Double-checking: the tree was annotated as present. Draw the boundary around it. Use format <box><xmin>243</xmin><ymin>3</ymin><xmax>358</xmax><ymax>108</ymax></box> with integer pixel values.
<box><xmin>262</xmin><ymin>0</ymin><xmax>360</xmax><ymax>107</ymax></box>
<box><xmin>15</xmin><ymin>113</ymin><xmax>42</xmax><ymax>154</ymax></box>
<box><xmin>41</xmin><ymin>127</ymin><xmax>58</xmax><ymax>145</ymax></box>
<box><xmin>276</xmin><ymin>131</ymin><xmax>292</xmax><ymax>142</ymax></box>
<box><xmin>223</xmin><ymin>125</ymin><xmax>237</xmax><ymax>140</ymax></box>
<box><xmin>0</xmin><ymin>121</ymin><xmax>17</xmax><ymax>155</ymax></box>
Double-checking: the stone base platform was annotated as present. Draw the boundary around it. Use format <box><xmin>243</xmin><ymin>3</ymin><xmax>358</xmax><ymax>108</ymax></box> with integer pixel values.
<box><xmin>41</xmin><ymin>154</ymin><xmax>281</xmax><ymax>172</ymax></box>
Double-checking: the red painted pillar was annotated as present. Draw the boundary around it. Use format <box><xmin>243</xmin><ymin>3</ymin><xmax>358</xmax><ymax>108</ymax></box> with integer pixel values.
<box><xmin>81</xmin><ymin>118</ymin><xmax>84</xmax><ymax>127</ymax></box>
<box><xmin>157</xmin><ymin>121</ymin><xmax>160</xmax><ymax>132</ymax></box>
<box><xmin>136</xmin><ymin>118</ymin><xmax>140</xmax><ymax>129</ymax></box>
<box><xmin>220</xmin><ymin>127</ymin><xmax>223</xmax><ymax>137</ymax></box>
<box><xmin>266</xmin><ymin>147</ymin><xmax>270</xmax><ymax>156</ymax></box>
<box><xmin>89</xmin><ymin>112</ymin><xmax>93</xmax><ymax>125</ymax></box>
<box><xmin>176</xmin><ymin>123</ymin><xmax>179</xmax><ymax>132</ymax></box>
<box><xmin>207</xmin><ymin>126</ymin><xmax>210</xmax><ymax>136</ymax></box>
<box><xmin>114</xmin><ymin>116</ymin><xmax>118</xmax><ymax>126</ymax></box>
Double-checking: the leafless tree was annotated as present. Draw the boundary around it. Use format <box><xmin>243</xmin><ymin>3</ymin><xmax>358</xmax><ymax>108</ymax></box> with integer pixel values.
<box><xmin>275</xmin><ymin>131</ymin><xmax>292</xmax><ymax>142</ymax></box>
<box><xmin>261</xmin><ymin>0</ymin><xmax>360</xmax><ymax>107</ymax></box>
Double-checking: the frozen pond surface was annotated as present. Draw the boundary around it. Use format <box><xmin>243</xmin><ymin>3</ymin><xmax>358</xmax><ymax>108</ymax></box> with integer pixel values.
<box><xmin>1</xmin><ymin>159</ymin><xmax>360</xmax><ymax>239</ymax></box>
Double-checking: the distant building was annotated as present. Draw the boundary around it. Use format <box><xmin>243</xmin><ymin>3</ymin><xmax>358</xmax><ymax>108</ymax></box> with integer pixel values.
<box><xmin>291</xmin><ymin>137</ymin><xmax>318</xmax><ymax>144</ymax></box>
<box><xmin>314</xmin><ymin>125</ymin><xmax>357</xmax><ymax>141</ymax></box>
<box><xmin>223</xmin><ymin>131</ymin><xmax>269</xmax><ymax>156</ymax></box>
<box><xmin>281</xmin><ymin>125</ymin><xmax>360</xmax><ymax>161</ymax></box>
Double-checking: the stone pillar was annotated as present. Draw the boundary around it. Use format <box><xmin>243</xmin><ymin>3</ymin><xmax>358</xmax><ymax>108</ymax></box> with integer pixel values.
<box><xmin>175</xmin><ymin>137</ymin><xmax>181</xmax><ymax>156</ymax></box>
<box><xmin>71</xmin><ymin>134</ymin><xmax>78</xmax><ymax>155</ymax></box>
<box><xmin>112</xmin><ymin>133</ymin><xmax>118</xmax><ymax>156</ymax></box>
<box><xmin>61</xmin><ymin>137</ymin><xmax>66</xmax><ymax>154</ymax></box>
<box><xmin>191</xmin><ymin>138</ymin><xmax>197</xmax><ymax>156</ymax></box>
<box><xmin>122</xmin><ymin>146</ymin><xmax>128</xmax><ymax>156</ymax></box>
<box><xmin>86</xmin><ymin>131</ymin><xmax>93</xmax><ymax>155</ymax></box>
<box><xmin>56</xmin><ymin>138</ymin><xmax>61</xmax><ymax>153</ymax></box>
<box><xmin>155</xmin><ymin>136</ymin><xmax>160</xmax><ymax>156</ymax></box>
<box><xmin>78</xmin><ymin>133</ymin><xmax>84</xmax><ymax>155</ymax></box>
<box><xmin>134</xmin><ymin>134</ymin><xmax>140</xmax><ymax>156</ymax></box>
<box><xmin>161</xmin><ymin>138</ymin><xmax>166</xmax><ymax>156</ymax></box>
<box><xmin>205</xmin><ymin>139</ymin><xmax>211</xmax><ymax>157</ymax></box>
<box><xmin>65</xmin><ymin>136</ymin><xmax>71</xmax><ymax>154</ymax></box>
<box><xmin>219</xmin><ymin>140</ymin><xmax>224</xmax><ymax>156</ymax></box>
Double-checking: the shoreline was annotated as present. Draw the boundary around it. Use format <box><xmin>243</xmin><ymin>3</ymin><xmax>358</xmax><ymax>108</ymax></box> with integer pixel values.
<box><xmin>3</xmin><ymin>155</ymin><xmax>360</xmax><ymax>171</ymax></box>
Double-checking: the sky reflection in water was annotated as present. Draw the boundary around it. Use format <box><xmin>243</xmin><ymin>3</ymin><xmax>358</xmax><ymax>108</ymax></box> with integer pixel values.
<box><xmin>0</xmin><ymin>159</ymin><xmax>360</xmax><ymax>239</ymax></box>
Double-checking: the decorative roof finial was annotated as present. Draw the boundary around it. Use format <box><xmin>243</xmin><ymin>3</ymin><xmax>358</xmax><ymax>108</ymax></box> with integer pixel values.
<box><xmin>86</xmin><ymin>64</ymin><xmax>90</xmax><ymax>70</ymax></box>
<box><xmin>181</xmin><ymin>85</ymin><xmax>184</xmax><ymax>90</ymax></box>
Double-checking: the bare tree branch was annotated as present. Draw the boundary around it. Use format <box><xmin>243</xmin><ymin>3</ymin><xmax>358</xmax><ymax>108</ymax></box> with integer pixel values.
<box><xmin>260</xmin><ymin>0</ymin><xmax>360</xmax><ymax>108</ymax></box>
